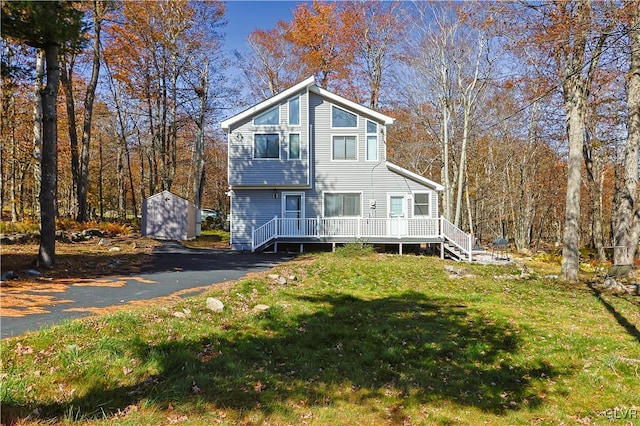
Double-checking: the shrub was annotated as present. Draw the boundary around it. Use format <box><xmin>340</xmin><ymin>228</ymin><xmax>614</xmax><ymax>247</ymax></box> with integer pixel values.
<box><xmin>334</xmin><ymin>242</ymin><xmax>375</xmax><ymax>258</ymax></box>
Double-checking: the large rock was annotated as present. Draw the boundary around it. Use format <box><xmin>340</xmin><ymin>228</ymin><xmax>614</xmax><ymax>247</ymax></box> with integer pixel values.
<box><xmin>82</xmin><ymin>228</ymin><xmax>104</xmax><ymax>238</ymax></box>
<box><xmin>253</xmin><ymin>304</ymin><xmax>270</xmax><ymax>313</ymax></box>
<box><xmin>206</xmin><ymin>298</ymin><xmax>224</xmax><ymax>312</ymax></box>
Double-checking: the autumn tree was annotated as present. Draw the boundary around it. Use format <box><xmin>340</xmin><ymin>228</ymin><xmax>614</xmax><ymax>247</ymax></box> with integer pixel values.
<box><xmin>341</xmin><ymin>0</ymin><xmax>405</xmax><ymax>110</ymax></box>
<box><xmin>282</xmin><ymin>0</ymin><xmax>354</xmax><ymax>90</ymax></box>
<box><xmin>398</xmin><ymin>3</ymin><xmax>493</xmax><ymax>230</ymax></box>
<box><xmin>238</xmin><ymin>24</ymin><xmax>300</xmax><ymax>99</ymax></box>
<box><xmin>103</xmin><ymin>0</ymin><xmax>226</xmax><ymax>213</ymax></box>
<box><xmin>493</xmin><ymin>1</ymin><xmax>613</xmax><ymax>281</ymax></box>
<box><xmin>2</xmin><ymin>1</ymin><xmax>85</xmax><ymax>268</ymax></box>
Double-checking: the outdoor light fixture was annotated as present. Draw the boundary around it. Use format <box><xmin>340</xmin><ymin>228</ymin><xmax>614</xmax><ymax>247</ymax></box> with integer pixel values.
<box><xmin>273</xmin><ymin>189</ymin><xmax>278</xmax><ymax>199</ymax></box>
<box><xmin>235</xmin><ymin>132</ymin><xmax>243</xmax><ymax>140</ymax></box>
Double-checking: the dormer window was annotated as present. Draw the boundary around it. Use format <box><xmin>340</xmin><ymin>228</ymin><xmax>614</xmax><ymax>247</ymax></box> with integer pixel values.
<box><xmin>331</xmin><ymin>106</ymin><xmax>357</xmax><ymax>128</ymax></box>
<box><xmin>254</xmin><ymin>105</ymin><xmax>280</xmax><ymax>126</ymax></box>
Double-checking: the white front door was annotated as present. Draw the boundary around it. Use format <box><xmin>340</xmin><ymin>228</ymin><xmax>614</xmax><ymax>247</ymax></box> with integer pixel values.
<box><xmin>282</xmin><ymin>192</ymin><xmax>305</xmax><ymax>235</ymax></box>
<box><xmin>388</xmin><ymin>194</ymin><xmax>407</xmax><ymax>236</ymax></box>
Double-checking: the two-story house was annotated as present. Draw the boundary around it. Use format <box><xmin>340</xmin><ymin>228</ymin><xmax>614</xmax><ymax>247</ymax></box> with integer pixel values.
<box><xmin>221</xmin><ymin>76</ymin><xmax>472</xmax><ymax>260</ymax></box>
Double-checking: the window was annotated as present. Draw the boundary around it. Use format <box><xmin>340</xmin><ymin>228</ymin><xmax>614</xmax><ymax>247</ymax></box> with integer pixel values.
<box><xmin>332</xmin><ymin>136</ymin><xmax>357</xmax><ymax>160</ymax></box>
<box><xmin>414</xmin><ymin>193</ymin><xmax>431</xmax><ymax>216</ymax></box>
<box><xmin>324</xmin><ymin>193</ymin><xmax>361</xmax><ymax>217</ymax></box>
<box><xmin>289</xmin><ymin>133</ymin><xmax>300</xmax><ymax>159</ymax></box>
<box><xmin>254</xmin><ymin>106</ymin><xmax>279</xmax><ymax>125</ymax></box>
<box><xmin>366</xmin><ymin>120</ymin><xmax>378</xmax><ymax>161</ymax></box>
<box><xmin>254</xmin><ymin>134</ymin><xmax>280</xmax><ymax>158</ymax></box>
<box><xmin>288</xmin><ymin>96</ymin><xmax>300</xmax><ymax>126</ymax></box>
<box><xmin>331</xmin><ymin>106</ymin><xmax>357</xmax><ymax>128</ymax></box>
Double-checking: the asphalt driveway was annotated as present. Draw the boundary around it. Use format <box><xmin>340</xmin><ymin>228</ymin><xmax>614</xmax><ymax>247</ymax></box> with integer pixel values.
<box><xmin>1</xmin><ymin>241</ymin><xmax>295</xmax><ymax>339</ymax></box>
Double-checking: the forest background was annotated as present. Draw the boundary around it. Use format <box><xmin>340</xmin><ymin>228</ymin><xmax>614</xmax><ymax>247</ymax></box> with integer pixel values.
<box><xmin>1</xmin><ymin>0</ymin><xmax>639</xmax><ymax>282</ymax></box>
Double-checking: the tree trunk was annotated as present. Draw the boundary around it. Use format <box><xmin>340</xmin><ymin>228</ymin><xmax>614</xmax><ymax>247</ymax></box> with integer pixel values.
<box><xmin>583</xmin><ymin>130</ymin><xmax>606</xmax><ymax>263</ymax></box>
<box><xmin>10</xmin><ymin>111</ymin><xmax>18</xmax><ymax>222</ymax></box>
<box><xmin>33</xmin><ymin>49</ymin><xmax>44</xmax><ymax>219</ymax></box>
<box><xmin>77</xmin><ymin>0</ymin><xmax>102</xmax><ymax>222</ymax></box>
<box><xmin>560</xmin><ymin>73</ymin><xmax>585</xmax><ymax>282</ymax></box>
<box><xmin>38</xmin><ymin>44</ymin><xmax>60</xmax><ymax>269</ymax></box>
<box><xmin>193</xmin><ymin>62</ymin><xmax>209</xmax><ymax>209</ymax></box>
<box><xmin>560</xmin><ymin>0</ymin><xmax>601</xmax><ymax>282</ymax></box>
<box><xmin>60</xmin><ymin>56</ymin><xmax>79</xmax><ymax>218</ymax></box>
<box><xmin>613</xmin><ymin>4</ymin><xmax>640</xmax><ymax>265</ymax></box>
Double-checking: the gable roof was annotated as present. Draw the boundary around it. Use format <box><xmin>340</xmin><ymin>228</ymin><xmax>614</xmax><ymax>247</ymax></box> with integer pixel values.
<box><xmin>220</xmin><ymin>76</ymin><xmax>394</xmax><ymax>131</ymax></box>
<box><xmin>310</xmin><ymin>86</ymin><xmax>394</xmax><ymax>125</ymax></box>
<box><xmin>386</xmin><ymin>162</ymin><xmax>444</xmax><ymax>191</ymax></box>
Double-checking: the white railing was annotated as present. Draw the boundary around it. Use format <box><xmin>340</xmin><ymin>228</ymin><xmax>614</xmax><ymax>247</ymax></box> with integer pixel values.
<box><xmin>252</xmin><ymin>216</ymin><xmax>459</xmax><ymax>250</ymax></box>
<box><xmin>440</xmin><ymin>217</ymin><xmax>472</xmax><ymax>261</ymax></box>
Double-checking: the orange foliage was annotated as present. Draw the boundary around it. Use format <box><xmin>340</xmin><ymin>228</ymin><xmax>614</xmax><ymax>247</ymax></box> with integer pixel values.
<box><xmin>283</xmin><ymin>0</ymin><xmax>355</xmax><ymax>89</ymax></box>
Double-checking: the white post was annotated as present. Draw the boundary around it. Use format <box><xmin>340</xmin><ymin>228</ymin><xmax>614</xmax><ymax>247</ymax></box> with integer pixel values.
<box><xmin>251</xmin><ymin>226</ymin><xmax>255</xmax><ymax>252</ymax></box>
<box><xmin>273</xmin><ymin>215</ymin><xmax>278</xmax><ymax>238</ymax></box>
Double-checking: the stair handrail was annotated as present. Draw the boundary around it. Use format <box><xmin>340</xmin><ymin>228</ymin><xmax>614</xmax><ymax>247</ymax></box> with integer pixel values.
<box><xmin>440</xmin><ymin>216</ymin><xmax>472</xmax><ymax>261</ymax></box>
<box><xmin>252</xmin><ymin>216</ymin><xmax>278</xmax><ymax>251</ymax></box>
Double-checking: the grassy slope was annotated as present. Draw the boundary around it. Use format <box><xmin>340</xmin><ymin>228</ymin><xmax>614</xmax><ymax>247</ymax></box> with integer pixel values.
<box><xmin>1</xmin><ymin>249</ymin><xmax>638</xmax><ymax>425</ymax></box>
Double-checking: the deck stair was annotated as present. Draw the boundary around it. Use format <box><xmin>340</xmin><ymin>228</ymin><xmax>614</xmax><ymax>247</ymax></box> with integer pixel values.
<box><xmin>443</xmin><ymin>241</ymin><xmax>466</xmax><ymax>261</ymax></box>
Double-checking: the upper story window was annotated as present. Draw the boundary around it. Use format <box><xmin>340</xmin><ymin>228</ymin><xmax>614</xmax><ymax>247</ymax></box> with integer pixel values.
<box><xmin>289</xmin><ymin>133</ymin><xmax>300</xmax><ymax>159</ymax></box>
<box><xmin>331</xmin><ymin>105</ymin><xmax>357</xmax><ymax>128</ymax></box>
<box><xmin>254</xmin><ymin>106</ymin><xmax>279</xmax><ymax>126</ymax></box>
<box><xmin>288</xmin><ymin>96</ymin><xmax>300</xmax><ymax>126</ymax></box>
<box><xmin>332</xmin><ymin>136</ymin><xmax>357</xmax><ymax>160</ymax></box>
<box><xmin>413</xmin><ymin>193</ymin><xmax>431</xmax><ymax>217</ymax></box>
<box><xmin>366</xmin><ymin>120</ymin><xmax>378</xmax><ymax>161</ymax></box>
<box><xmin>254</xmin><ymin>133</ymin><xmax>280</xmax><ymax>158</ymax></box>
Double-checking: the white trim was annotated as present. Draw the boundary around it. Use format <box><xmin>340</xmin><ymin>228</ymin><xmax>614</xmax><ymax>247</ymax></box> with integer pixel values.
<box><xmin>288</xmin><ymin>132</ymin><xmax>301</xmax><ymax>160</ymax></box>
<box><xmin>387</xmin><ymin>193</ymin><xmax>407</xmax><ymax>218</ymax></box>
<box><xmin>386</xmin><ymin>162</ymin><xmax>445</xmax><ymax>191</ymax></box>
<box><xmin>282</xmin><ymin>191</ymin><xmax>305</xmax><ymax>220</ymax></box>
<box><xmin>253</xmin><ymin>104</ymin><xmax>281</xmax><ymax>126</ymax></box>
<box><xmin>330</xmin><ymin>105</ymin><xmax>358</xmax><ymax>129</ymax></box>
<box><xmin>322</xmin><ymin>191</ymin><xmax>363</xmax><ymax>218</ymax></box>
<box><xmin>253</xmin><ymin>132</ymin><xmax>281</xmax><ymax>159</ymax></box>
<box><xmin>412</xmin><ymin>191</ymin><xmax>432</xmax><ymax>218</ymax></box>
<box><xmin>331</xmin><ymin>134</ymin><xmax>359</xmax><ymax>161</ymax></box>
<box><xmin>366</xmin><ymin>119</ymin><xmax>378</xmax><ymax>162</ymax></box>
<box><xmin>311</xmin><ymin>86</ymin><xmax>394</xmax><ymax>125</ymax></box>
<box><xmin>221</xmin><ymin>76</ymin><xmax>316</xmax><ymax>130</ymax></box>
<box><xmin>288</xmin><ymin>95</ymin><xmax>301</xmax><ymax>127</ymax></box>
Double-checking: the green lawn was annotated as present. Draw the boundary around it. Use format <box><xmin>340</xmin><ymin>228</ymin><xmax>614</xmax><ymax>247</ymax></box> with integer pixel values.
<box><xmin>1</xmin><ymin>248</ymin><xmax>638</xmax><ymax>425</ymax></box>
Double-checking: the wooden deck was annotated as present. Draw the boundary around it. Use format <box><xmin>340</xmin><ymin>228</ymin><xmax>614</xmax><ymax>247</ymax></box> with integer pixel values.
<box><xmin>252</xmin><ymin>216</ymin><xmax>472</xmax><ymax>260</ymax></box>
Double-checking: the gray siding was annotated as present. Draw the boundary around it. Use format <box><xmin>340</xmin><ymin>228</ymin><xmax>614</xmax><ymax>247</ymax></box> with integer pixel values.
<box><xmin>307</xmin><ymin>92</ymin><xmax>439</xmax><ymax>220</ymax></box>
<box><xmin>229</xmin><ymin>91</ymin><xmax>440</xmax><ymax>249</ymax></box>
<box><xmin>230</xmin><ymin>189</ymin><xmax>282</xmax><ymax>250</ymax></box>
<box><xmin>228</xmin><ymin>88</ymin><xmax>309</xmax><ymax>187</ymax></box>
<box><xmin>142</xmin><ymin>190</ymin><xmax>196</xmax><ymax>240</ymax></box>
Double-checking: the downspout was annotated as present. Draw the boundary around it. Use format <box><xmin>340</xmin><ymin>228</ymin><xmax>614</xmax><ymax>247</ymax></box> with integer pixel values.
<box><xmin>226</xmin><ymin>129</ymin><xmax>233</xmax><ymax>247</ymax></box>
<box><xmin>369</xmin><ymin>125</ymin><xmax>386</xmax><ymax>218</ymax></box>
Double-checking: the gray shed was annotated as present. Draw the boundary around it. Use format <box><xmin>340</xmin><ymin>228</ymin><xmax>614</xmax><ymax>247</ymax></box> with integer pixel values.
<box><xmin>141</xmin><ymin>190</ymin><xmax>196</xmax><ymax>240</ymax></box>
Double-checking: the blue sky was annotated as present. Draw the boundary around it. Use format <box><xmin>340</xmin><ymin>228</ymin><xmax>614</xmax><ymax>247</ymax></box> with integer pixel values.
<box><xmin>223</xmin><ymin>1</ymin><xmax>300</xmax><ymax>54</ymax></box>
